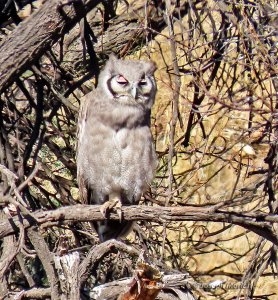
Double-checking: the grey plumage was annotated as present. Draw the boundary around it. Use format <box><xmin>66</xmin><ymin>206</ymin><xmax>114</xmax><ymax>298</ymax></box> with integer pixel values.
<box><xmin>76</xmin><ymin>54</ymin><xmax>157</xmax><ymax>241</ymax></box>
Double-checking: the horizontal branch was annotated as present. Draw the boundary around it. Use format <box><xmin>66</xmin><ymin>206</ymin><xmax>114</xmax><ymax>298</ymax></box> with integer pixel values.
<box><xmin>13</xmin><ymin>287</ymin><xmax>51</xmax><ymax>299</ymax></box>
<box><xmin>0</xmin><ymin>204</ymin><xmax>278</xmax><ymax>245</ymax></box>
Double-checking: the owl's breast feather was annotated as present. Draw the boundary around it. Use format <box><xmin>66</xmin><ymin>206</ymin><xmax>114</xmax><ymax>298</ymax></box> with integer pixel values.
<box><xmin>113</xmin><ymin>128</ymin><xmax>129</xmax><ymax>149</ymax></box>
<box><xmin>81</xmin><ymin>99</ymin><xmax>155</xmax><ymax>196</ymax></box>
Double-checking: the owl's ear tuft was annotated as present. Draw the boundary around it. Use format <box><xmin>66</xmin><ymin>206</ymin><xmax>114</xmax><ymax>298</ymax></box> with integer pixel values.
<box><xmin>108</xmin><ymin>53</ymin><xmax>118</xmax><ymax>62</ymax></box>
<box><xmin>103</xmin><ymin>53</ymin><xmax>118</xmax><ymax>74</ymax></box>
<box><xmin>147</xmin><ymin>61</ymin><xmax>157</xmax><ymax>74</ymax></box>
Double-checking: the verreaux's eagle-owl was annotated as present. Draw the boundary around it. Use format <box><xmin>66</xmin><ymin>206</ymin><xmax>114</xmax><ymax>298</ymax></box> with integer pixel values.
<box><xmin>76</xmin><ymin>54</ymin><xmax>157</xmax><ymax>241</ymax></box>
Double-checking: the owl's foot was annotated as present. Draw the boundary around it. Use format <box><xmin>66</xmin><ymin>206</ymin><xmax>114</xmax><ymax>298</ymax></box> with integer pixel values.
<box><xmin>100</xmin><ymin>194</ymin><xmax>123</xmax><ymax>222</ymax></box>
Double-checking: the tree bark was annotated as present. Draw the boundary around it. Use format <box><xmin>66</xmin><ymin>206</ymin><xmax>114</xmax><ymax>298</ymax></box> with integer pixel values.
<box><xmin>54</xmin><ymin>252</ymin><xmax>80</xmax><ymax>300</ymax></box>
<box><xmin>0</xmin><ymin>204</ymin><xmax>278</xmax><ymax>245</ymax></box>
<box><xmin>27</xmin><ymin>227</ymin><xmax>61</xmax><ymax>299</ymax></box>
<box><xmin>0</xmin><ymin>0</ymin><xmax>101</xmax><ymax>93</ymax></box>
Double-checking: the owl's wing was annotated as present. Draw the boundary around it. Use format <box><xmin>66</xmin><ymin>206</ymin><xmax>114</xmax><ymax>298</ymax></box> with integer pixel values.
<box><xmin>76</xmin><ymin>93</ymin><xmax>92</xmax><ymax>204</ymax></box>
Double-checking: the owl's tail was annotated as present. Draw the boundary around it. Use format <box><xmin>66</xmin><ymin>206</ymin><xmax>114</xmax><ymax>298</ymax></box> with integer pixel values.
<box><xmin>93</xmin><ymin>219</ymin><xmax>133</xmax><ymax>242</ymax></box>
<box><xmin>89</xmin><ymin>190</ymin><xmax>135</xmax><ymax>242</ymax></box>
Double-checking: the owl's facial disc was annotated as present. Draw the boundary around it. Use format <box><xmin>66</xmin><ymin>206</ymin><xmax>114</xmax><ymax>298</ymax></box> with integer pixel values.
<box><xmin>108</xmin><ymin>74</ymin><xmax>155</xmax><ymax>107</ymax></box>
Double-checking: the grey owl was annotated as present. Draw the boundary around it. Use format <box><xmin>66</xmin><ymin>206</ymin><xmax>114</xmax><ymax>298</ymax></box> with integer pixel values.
<box><xmin>76</xmin><ymin>54</ymin><xmax>157</xmax><ymax>242</ymax></box>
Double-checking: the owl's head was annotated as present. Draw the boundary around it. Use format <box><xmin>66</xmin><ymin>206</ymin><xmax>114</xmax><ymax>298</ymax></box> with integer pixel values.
<box><xmin>99</xmin><ymin>54</ymin><xmax>157</xmax><ymax>109</ymax></box>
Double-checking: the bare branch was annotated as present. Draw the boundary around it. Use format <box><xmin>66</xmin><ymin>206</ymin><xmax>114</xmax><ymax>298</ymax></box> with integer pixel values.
<box><xmin>0</xmin><ymin>204</ymin><xmax>277</xmax><ymax>245</ymax></box>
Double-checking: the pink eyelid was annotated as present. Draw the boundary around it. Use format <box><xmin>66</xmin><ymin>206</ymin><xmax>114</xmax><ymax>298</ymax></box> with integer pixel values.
<box><xmin>116</xmin><ymin>75</ymin><xmax>128</xmax><ymax>84</ymax></box>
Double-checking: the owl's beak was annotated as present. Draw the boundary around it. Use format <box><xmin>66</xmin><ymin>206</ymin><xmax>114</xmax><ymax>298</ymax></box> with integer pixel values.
<box><xmin>131</xmin><ymin>84</ymin><xmax>138</xmax><ymax>99</ymax></box>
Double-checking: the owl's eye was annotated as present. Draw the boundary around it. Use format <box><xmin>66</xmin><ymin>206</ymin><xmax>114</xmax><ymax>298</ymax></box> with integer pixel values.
<box><xmin>139</xmin><ymin>79</ymin><xmax>147</xmax><ymax>86</ymax></box>
<box><xmin>116</xmin><ymin>75</ymin><xmax>128</xmax><ymax>85</ymax></box>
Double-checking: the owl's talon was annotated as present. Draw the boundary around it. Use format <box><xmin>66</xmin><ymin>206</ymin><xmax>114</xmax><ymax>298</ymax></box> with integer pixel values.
<box><xmin>115</xmin><ymin>201</ymin><xmax>123</xmax><ymax>222</ymax></box>
<box><xmin>100</xmin><ymin>202</ymin><xmax>110</xmax><ymax>217</ymax></box>
<box><xmin>100</xmin><ymin>196</ymin><xmax>123</xmax><ymax>221</ymax></box>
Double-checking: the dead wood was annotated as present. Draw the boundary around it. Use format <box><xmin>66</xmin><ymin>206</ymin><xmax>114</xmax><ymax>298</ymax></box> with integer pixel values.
<box><xmin>27</xmin><ymin>227</ymin><xmax>60</xmax><ymax>299</ymax></box>
<box><xmin>0</xmin><ymin>203</ymin><xmax>278</xmax><ymax>245</ymax></box>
